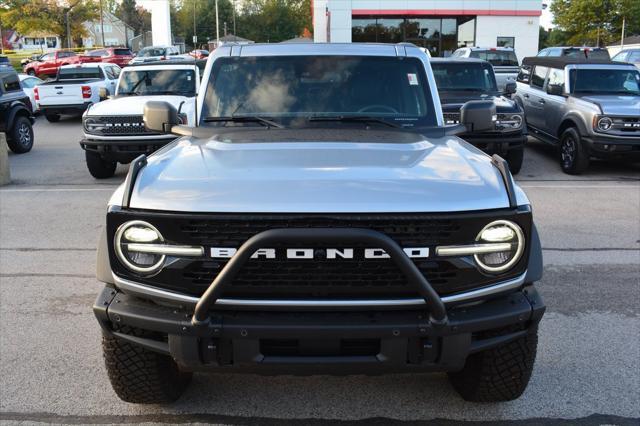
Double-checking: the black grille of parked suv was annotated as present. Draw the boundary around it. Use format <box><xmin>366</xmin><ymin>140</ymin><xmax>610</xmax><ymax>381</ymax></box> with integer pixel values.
<box><xmin>84</xmin><ymin>115</ymin><xmax>163</xmax><ymax>136</ymax></box>
<box><xmin>106</xmin><ymin>209</ymin><xmax>532</xmax><ymax>299</ymax></box>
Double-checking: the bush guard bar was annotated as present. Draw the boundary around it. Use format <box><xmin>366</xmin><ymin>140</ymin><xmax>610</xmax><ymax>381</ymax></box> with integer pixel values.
<box><xmin>191</xmin><ymin>228</ymin><xmax>449</xmax><ymax>327</ymax></box>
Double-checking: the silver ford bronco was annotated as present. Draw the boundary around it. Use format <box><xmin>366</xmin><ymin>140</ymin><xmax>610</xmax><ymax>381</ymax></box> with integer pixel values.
<box><xmin>515</xmin><ymin>57</ymin><xmax>640</xmax><ymax>174</ymax></box>
<box><xmin>93</xmin><ymin>43</ymin><xmax>545</xmax><ymax>404</ymax></box>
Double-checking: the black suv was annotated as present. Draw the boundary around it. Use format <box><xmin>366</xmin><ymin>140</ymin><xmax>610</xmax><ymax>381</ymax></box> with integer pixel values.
<box><xmin>431</xmin><ymin>58</ymin><xmax>527</xmax><ymax>173</ymax></box>
<box><xmin>0</xmin><ymin>71</ymin><xmax>34</xmax><ymax>153</ymax></box>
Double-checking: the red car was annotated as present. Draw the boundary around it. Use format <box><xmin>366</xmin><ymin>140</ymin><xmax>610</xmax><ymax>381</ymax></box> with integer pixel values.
<box><xmin>23</xmin><ymin>50</ymin><xmax>102</xmax><ymax>78</ymax></box>
<box><xmin>85</xmin><ymin>47</ymin><xmax>134</xmax><ymax>68</ymax></box>
<box><xmin>189</xmin><ymin>49</ymin><xmax>209</xmax><ymax>60</ymax></box>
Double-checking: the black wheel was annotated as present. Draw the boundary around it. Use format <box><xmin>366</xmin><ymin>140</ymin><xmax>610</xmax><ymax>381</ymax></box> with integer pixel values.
<box><xmin>85</xmin><ymin>151</ymin><xmax>117</xmax><ymax>179</ymax></box>
<box><xmin>505</xmin><ymin>147</ymin><xmax>524</xmax><ymax>175</ymax></box>
<box><xmin>26</xmin><ymin>69</ymin><xmax>36</xmax><ymax>76</ymax></box>
<box><xmin>448</xmin><ymin>326</ymin><xmax>539</xmax><ymax>402</ymax></box>
<box><xmin>7</xmin><ymin>116</ymin><xmax>34</xmax><ymax>154</ymax></box>
<box><xmin>559</xmin><ymin>127</ymin><xmax>589</xmax><ymax>174</ymax></box>
<box><xmin>103</xmin><ymin>330</ymin><xmax>192</xmax><ymax>404</ymax></box>
<box><xmin>44</xmin><ymin>113</ymin><xmax>60</xmax><ymax>123</ymax></box>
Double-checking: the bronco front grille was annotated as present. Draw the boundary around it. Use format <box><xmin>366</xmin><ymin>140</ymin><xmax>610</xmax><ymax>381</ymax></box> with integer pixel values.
<box><xmin>107</xmin><ymin>210</ymin><xmax>532</xmax><ymax>300</ymax></box>
<box><xmin>86</xmin><ymin>115</ymin><xmax>161</xmax><ymax>136</ymax></box>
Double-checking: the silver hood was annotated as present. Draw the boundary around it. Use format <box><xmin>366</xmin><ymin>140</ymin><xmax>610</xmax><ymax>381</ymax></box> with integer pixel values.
<box><xmin>123</xmin><ymin>129</ymin><xmax>526</xmax><ymax>213</ymax></box>
<box><xmin>579</xmin><ymin>95</ymin><xmax>640</xmax><ymax>116</ymax></box>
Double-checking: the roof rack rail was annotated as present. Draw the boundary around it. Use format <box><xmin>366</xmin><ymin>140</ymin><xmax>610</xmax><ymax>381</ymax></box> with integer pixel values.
<box><xmin>491</xmin><ymin>154</ymin><xmax>517</xmax><ymax>209</ymax></box>
<box><xmin>121</xmin><ymin>154</ymin><xmax>147</xmax><ymax>208</ymax></box>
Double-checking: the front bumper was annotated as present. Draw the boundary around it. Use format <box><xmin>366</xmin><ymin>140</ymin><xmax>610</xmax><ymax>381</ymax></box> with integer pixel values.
<box><xmin>459</xmin><ymin>133</ymin><xmax>527</xmax><ymax>156</ymax></box>
<box><xmin>94</xmin><ymin>284</ymin><xmax>545</xmax><ymax>374</ymax></box>
<box><xmin>79</xmin><ymin>137</ymin><xmax>176</xmax><ymax>163</ymax></box>
<box><xmin>583</xmin><ymin>134</ymin><xmax>640</xmax><ymax>160</ymax></box>
<box><xmin>41</xmin><ymin>103</ymin><xmax>91</xmax><ymax>115</ymax></box>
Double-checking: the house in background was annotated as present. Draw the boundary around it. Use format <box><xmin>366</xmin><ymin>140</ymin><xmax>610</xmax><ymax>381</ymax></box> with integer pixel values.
<box><xmin>83</xmin><ymin>11</ymin><xmax>134</xmax><ymax>48</ymax></box>
<box><xmin>607</xmin><ymin>35</ymin><xmax>640</xmax><ymax>56</ymax></box>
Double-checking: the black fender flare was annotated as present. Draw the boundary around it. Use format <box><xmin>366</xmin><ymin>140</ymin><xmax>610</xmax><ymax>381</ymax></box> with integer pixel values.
<box><xmin>524</xmin><ymin>223</ymin><xmax>543</xmax><ymax>283</ymax></box>
<box><xmin>558</xmin><ymin>113</ymin><xmax>589</xmax><ymax>138</ymax></box>
<box><xmin>6</xmin><ymin>104</ymin><xmax>32</xmax><ymax>130</ymax></box>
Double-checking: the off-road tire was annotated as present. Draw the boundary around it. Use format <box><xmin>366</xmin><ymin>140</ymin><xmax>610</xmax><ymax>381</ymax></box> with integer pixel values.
<box><xmin>7</xmin><ymin>116</ymin><xmax>34</xmax><ymax>153</ymax></box>
<box><xmin>448</xmin><ymin>326</ymin><xmax>538</xmax><ymax>402</ymax></box>
<box><xmin>505</xmin><ymin>147</ymin><xmax>524</xmax><ymax>175</ymax></box>
<box><xmin>85</xmin><ymin>151</ymin><xmax>117</xmax><ymax>179</ymax></box>
<box><xmin>102</xmin><ymin>331</ymin><xmax>192</xmax><ymax>404</ymax></box>
<box><xmin>559</xmin><ymin>127</ymin><xmax>589</xmax><ymax>174</ymax></box>
<box><xmin>44</xmin><ymin>113</ymin><xmax>60</xmax><ymax>123</ymax></box>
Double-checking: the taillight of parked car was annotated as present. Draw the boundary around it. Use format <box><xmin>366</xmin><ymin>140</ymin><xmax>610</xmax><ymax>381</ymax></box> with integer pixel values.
<box><xmin>34</xmin><ymin>87</ymin><xmax>39</xmax><ymax>101</ymax></box>
<box><xmin>82</xmin><ymin>86</ymin><xmax>92</xmax><ymax>99</ymax></box>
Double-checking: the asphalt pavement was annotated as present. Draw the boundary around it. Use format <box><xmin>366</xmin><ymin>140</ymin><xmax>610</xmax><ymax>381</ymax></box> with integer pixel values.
<box><xmin>0</xmin><ymin>116</ymin><xmax>639</xmax><ymax>425</ymax></box>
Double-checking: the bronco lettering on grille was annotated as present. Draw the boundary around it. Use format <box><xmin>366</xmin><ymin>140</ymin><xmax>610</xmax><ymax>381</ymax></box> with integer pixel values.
<box><xmin>210</xmin><ymin>247</ymin><xmax>430</xmax><ymax>259</ymax></box>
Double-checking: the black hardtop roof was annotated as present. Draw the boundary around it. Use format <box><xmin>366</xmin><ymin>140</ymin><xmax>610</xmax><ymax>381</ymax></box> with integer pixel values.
<box><xmin>522</xmin><ymin>56</ymin><xmax>617</xmax><ymax>68</ymax></box>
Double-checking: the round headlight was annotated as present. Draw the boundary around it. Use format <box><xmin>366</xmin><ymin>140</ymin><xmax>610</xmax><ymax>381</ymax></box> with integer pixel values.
<box><xmin>474</xmin><ymin>220</ymin><xmax>524</xmax><ymax>273</ymax></box>
<box><xmin>597</xmin><ymin>116</ymin><xmax>613</xmax><ymax>131</ymax></box>
<box><xmin>115</xmin><ymin>221</ymin><xmax>165</xmax><ymax>274</ymax></box>
<box><xmin>510</xmin><ymin>114</ymin><xmax>523</xmax><ymax>128</ymax></box>
<box><xmin>84</xmin><ymin>117</ymin><xmax>107</xmax><ymax>132</ymax></box>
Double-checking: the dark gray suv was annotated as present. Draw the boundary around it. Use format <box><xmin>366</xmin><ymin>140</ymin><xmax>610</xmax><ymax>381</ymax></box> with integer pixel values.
<box><xmin>515</xmin><ymin>57</ymin><xmax>640</xmax><ymax>174</ymax></box>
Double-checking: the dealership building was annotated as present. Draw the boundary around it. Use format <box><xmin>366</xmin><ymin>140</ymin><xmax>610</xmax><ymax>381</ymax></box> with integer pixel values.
<box><xmin>313</xmin><ymin>1</ymin><xmax>542</xmax><ymax>59</ymax></box>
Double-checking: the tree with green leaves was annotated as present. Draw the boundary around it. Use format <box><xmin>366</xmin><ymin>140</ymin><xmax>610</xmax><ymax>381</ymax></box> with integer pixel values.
<box><xmin>0</xmin><ymin>0</ymin><xmax>99</xmax><ymax>48</ymax></box>
<box><xmin>551</xmin><ymin>0</ymin><xmax>640</xmax><ymax>46</ymax></box>
<box><xmin>237</xmin><ymin>0</ymin><xmax>311</xmax><ymax>43</ymax></box>
<box><xmin>173</xmin><ymin>0</ymin><xmax>235</xmax><ymax>48</ymax></box>
<box><xmin>114</xmin><ymin>0</ymin><xmax>151</xmax><ymax>36</ymax></box>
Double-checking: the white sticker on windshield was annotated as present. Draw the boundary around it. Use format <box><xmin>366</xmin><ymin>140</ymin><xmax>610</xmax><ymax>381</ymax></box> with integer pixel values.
<box><xmin>187</xmin><ymin>75</ymin><xmax>192</xmax><ymax>81</ymax></box>
<box><xmin>407</xmin><ymin>73</ymin><xmax>419</xmax><ymax>85</ymax></box>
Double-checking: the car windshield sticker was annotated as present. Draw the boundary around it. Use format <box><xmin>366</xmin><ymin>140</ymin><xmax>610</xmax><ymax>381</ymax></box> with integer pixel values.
<box><xmin>407</xmin><ymin>73</ymin><xmax>419</xmax><ymax>85</ymax></box>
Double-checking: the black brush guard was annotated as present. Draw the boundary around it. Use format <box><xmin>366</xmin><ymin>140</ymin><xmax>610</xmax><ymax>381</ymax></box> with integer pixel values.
<box><xmin>190</xmin><ymin>228</ymin><xmax>448</xmax><ymax>326</ymax></box>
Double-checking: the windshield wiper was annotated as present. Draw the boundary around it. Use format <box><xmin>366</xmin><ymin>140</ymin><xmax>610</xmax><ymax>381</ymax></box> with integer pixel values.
<box><xmin>203</xmin><ymin>116</ymin><xmax>284</xmax><ymax>128</ymax></box>
<box><xmin>307</xmin><ymin>115</ymin><xmax>401</xmax><ymax>128</ymax></box>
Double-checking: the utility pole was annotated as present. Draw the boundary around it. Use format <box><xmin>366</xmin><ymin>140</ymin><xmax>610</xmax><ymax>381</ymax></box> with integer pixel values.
<box><xmin>100</xmin><ymin>0</ymin><xmax>105</xmax><ymax>47</ymax></box>
<box><xmin>215</xmin><ymin>0</ymin><xmax>220</xmax><ymax>47</ymax></box>
<box><xmin>233</xmin><ymin>0</ymin><xmax>236</xmax><ymax>37</ymax></box>
<box><xmin>193</xmin><ymin>0</ymin><xmax>197</xmax><ymax>48</ymax></box>
<box><xmin>621</xmin><ymin>16</ymin><xmax>626</xmax><ymax>49</ymax></box>
<box><xmin>66</xmin><ymin>10</ymin><xmax>72</xmax><ymax>49</ymax></box>
<box><xmin>0</xmin><ymin>17</ymin><xmax>4</xmax><ymax>55</ymax></box>
<box><xmin>224</xmin><ymin>22</ymin><xmax>227</xmax><ymax>37</ymax></box>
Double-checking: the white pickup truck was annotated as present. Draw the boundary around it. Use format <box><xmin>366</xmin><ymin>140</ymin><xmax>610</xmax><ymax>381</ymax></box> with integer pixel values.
<box><xmin>79</xmin><ymin>62</ymin><xmax>199</xmax><ymax>178</ymax></box>
<box><xmin>36</xmin><ymin>63</ymin><xmax>122</xmax><ymax>122</ymax></box>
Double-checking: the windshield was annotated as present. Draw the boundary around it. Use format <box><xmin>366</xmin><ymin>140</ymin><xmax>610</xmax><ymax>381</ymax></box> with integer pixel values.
<box><xmin>432</xmin><ymin>62</ymin><xmax>498</xmax><ymax>92</ymax></box>
<box><xmin>469</xmin><ymin>50</ymin><xmax>518</xmax><ymax>66</ymax></box>
<box><xmin>201</xmin><ymin>55</ymin><xmax>437</xmax><ymax>128</ymax></box>
<box><xmin>58</xmin><ymin>67</ymin><xmax>101</xmax><ymax>79</ymax></box>
<box><xmin>114</xmin><ymin>49</ymin><xmax>132</xmax><ymax>56</ymax></box>
<box><xmin>138</xmin><ymin>47</ymin><xmax>166</xmax><ymax>57</ymax></box>
<box><xmin>570</xmin><ymin>68</ymin><xmax>640</xmax><ymax>95</ymax></box>
<box><xmin>118</xmin><ymin>69</ymin><xmax>196</xmax><ymax>96</ymax></box>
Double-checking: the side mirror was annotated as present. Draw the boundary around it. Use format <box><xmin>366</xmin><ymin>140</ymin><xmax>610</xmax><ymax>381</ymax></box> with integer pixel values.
<box><xmin>144</xmin><ymin>101</ymin><xmax>178</xmax><ymax>133</ymax></box>
<box><xmin>460</xmin><ymin>100</ymin><xmax>496</xmax><ymax>133</ymax></box>
<box><xmin>547</xmin><ymin>84</ymin><xmax>563</xmax><ymax>96</ymax></box>
<box><xmin>98</xmin><ymin>87</ymin><xmax>108</xmax><ymax>101</ymax></box>
<box><xmin>504</xmin><ymin>81</ymin><xmax>517</xmax><ymax>95</ymax></box>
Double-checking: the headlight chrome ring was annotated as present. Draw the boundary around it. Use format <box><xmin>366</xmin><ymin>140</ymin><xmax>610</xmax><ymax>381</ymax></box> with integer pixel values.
<box><xmin>474</xmin><ymin>220</ymin><xmax>525</xmax><ymax>273</ymax></box>
<box><xmin>114</xmin><ymin>220</ymin><xmax>166</xmax><ymax>275</ymax></box>
<box><xmin>596</xmin><ymin>116</ymin><xmax>613</xmax><ymax>132</ymax></box>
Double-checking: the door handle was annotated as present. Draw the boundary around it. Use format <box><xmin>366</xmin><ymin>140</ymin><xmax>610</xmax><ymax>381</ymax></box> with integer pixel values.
<box><xmin>538</xmin><ymin>99</ymin><xmax>546</xmax><ymax>104</ymax></box>
<box><xmin>523</xmin><ymin>94</ymin><xmax>529</xmax><ymax>98</ymax></box>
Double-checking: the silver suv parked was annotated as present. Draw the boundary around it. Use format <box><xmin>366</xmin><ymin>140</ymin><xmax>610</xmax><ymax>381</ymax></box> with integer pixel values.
<box><xmin>515</xmin><ymin>57</ymin><xmax>640</xmax><ymax>174</ymax></box>
<box><xmin>452</xmin><ymin>47</ymin><xmax>519</xmax><ymax>91</ymax></box>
